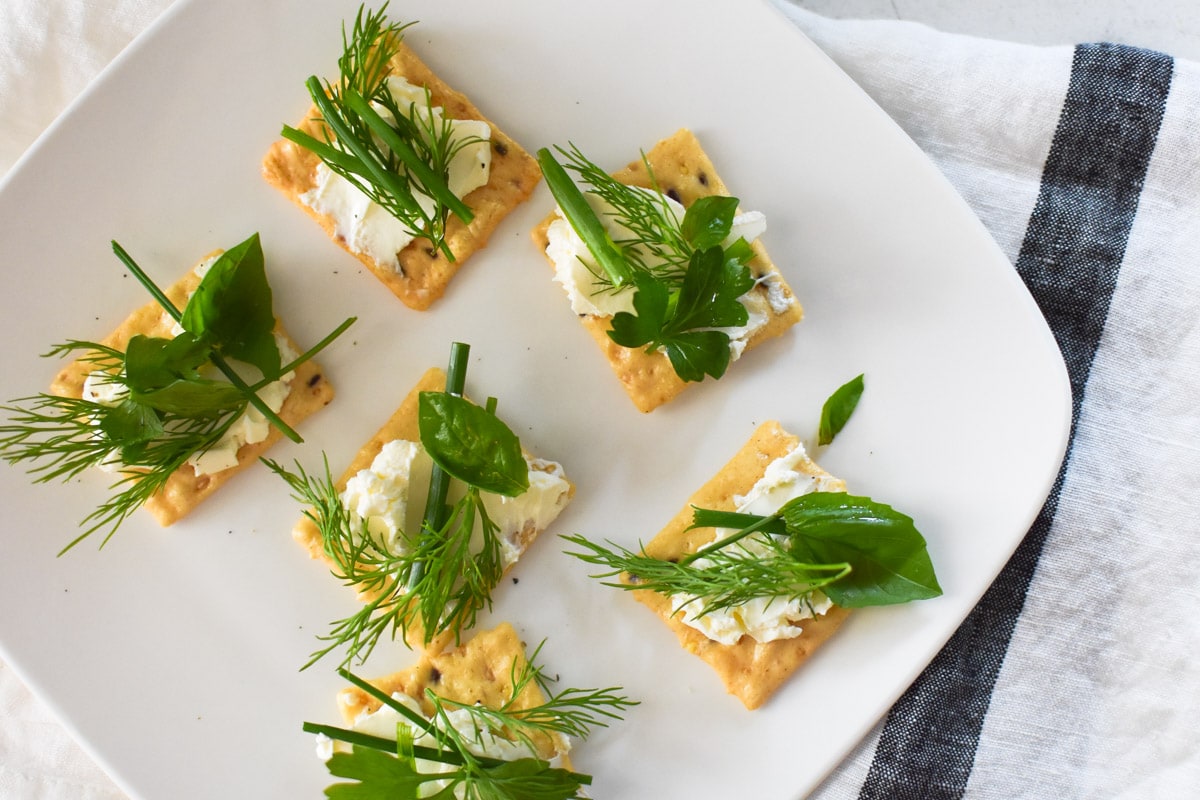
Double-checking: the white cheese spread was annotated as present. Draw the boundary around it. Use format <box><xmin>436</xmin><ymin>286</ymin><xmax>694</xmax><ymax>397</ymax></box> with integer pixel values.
<box><xmin>672</xmin><ymin>442</ymin><xmax>844</xmax><ymax>645</ymax></box>
<box><xmin>187</xmin><ymin>333</ymin><xmax>297</xmax><ymax>477</ymax></box>
<box><xmin>300</xmin><ymin>76</ymin><xmax>492</xmax><ymax>271</ymax></box>
<box><xmin>544</xmin><ymin>188</ymin><xmax>788</xmax><ymax>359</ymax></box>
<box><xmin>315</xmin><ymin>691</ymin><xmax>569</xmax><ymax>797</ymax></box>
<box><xmin>341</xmin><ymin>438</ymin><xmax>571</xmax><ymax>567</ymax></box>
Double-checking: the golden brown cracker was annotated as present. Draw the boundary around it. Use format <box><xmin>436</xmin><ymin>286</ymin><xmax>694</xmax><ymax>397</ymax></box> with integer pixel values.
<box><xmin>631</xmin><ymin>421</ymin><xmax>850</xmax><ymax>710</ymax></box>
<box><xmin>532</xmin><ymin>128</ymin><xmax>803</xmax><ymax>412</ymax></box>
<box><xmin>337</xmin><ymin>622</ymin><xmax>569</xmax><ymax>763</ymax></box>
<box><xmin>293</xmin><ymin>367</ymin><xmax>572</xmax><ymax>649</ymax></box>
<box><xmin>50</xmin><ymin>250</ymin><xmax>334</xmax><ymax>527</ymax></box>
<box><xmin>263</xmin><ymin>41</ymin><xmax>540</xmax><ymax>310</ymax></box>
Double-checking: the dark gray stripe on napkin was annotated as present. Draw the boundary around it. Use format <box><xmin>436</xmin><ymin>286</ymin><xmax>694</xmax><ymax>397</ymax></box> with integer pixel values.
<box><xmin>857</xmin><ymin>43</ymin><xmax>1172</xmax><ymax>800</ymax></box>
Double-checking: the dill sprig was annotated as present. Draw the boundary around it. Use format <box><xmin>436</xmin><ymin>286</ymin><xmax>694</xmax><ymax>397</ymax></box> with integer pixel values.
<box><xmin>563</xmin><ymin>531</ymin><xmax>850</xmax><ymax>620</ymax></box>
<box><xmin>281</xmin><ymin>4</ymin><xmax>479</xmax><ymax>262</ymax></box>
<box><xmin>432</xmin><ymin>640</ymin><xmax>637</xmax><ymax>751</ymax></box>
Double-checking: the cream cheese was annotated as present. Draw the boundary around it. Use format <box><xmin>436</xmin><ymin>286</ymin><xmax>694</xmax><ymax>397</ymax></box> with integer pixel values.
<box><xmin>544</xmin><ymin>189</ymin><xmax>786</xmax><ymax>358</ymax></box>
<box><xmin>300</xmin><ymin>76</ymin><xmax>492</xmax><ymax>271</ymax></box>
<box><xmin>187</xmin><ymin>334</ymin><xmax>297</xmax><ymax>477</ymax></box>
<box><xmin>341</xmin><ymin>438</ymin><xmax>571</xmax><ymax>566</ymax></box>
<box><xmin>672</xmin><ymin>442</ymin><xmax>843</xmax><ymax>645</ymax></box>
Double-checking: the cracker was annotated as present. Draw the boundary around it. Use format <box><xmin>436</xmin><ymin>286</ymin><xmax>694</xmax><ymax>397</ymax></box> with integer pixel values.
<box><xmin>263</xmin><ymin>41</ymin><xmax>541</xmax><ymax>310</ymax></box>
<box><xmin>630</xmin><ymin>421</ymin><xmax>850</xmax><ymax>710</ymax></box>
<box><xmin>49</xmin><ymin>250</ymin><xmax>335</xmax><ymax>527</ymax></box>
<box><xmin>293</xmin><ymin>367</ymin><xmax>573</xmax><ymax>648</ymax></box>
<box><xmin>336</xmin><ymin>622</ymin><xmax>569</xmax><ymax>764</ymax></box>
<box><xmin>532</xmin><ymin>128</ymin><xmax>803</xmax><ymax>412</ymax></box>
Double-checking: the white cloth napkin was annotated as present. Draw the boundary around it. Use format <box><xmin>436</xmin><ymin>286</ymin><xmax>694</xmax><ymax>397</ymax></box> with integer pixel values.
<box><xmin>2</xmin><ymin>2</ymin><xmax>1198</xmax><ymax>798</ymax></box>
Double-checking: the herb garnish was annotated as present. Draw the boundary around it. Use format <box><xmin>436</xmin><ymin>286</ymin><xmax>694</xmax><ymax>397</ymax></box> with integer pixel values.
<box><xmin>565</xmin><ymin>492</ymin><xmax>941</xmax><ymax>614</ymax></box>
<box><xmin>267</xmin><ymin>342</ymin><xmax>536</xmax><ymax>667</ymax></box>
<box><xmin>537</xmin><ymin>145</ymin><xmax>760</xmax><ymax>382</ymax></box>
<box><xmin>0</xmin><ymin>233</ymin><xmax>355</xmax><ymax>553</ymax></box>
<box><xmin>281</xmin><ymin>4</ymin><xmax>479</xmax><ymax>261</ymax></box>
<box><xmin>305</xmin><ymin>655</ymin><xmax>636</xmax><ymax>800</ymax></box>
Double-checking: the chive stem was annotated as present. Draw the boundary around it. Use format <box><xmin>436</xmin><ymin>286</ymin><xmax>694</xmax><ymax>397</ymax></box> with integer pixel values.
<box><xmin>536</xmin><ymin>147</ymin><xmax>634</xmax><ymax>287</ymax></box>
<box><xmin>410</xmin><ymin>342</ymin><xmax>471</xmax><ymax>590</ymax></box>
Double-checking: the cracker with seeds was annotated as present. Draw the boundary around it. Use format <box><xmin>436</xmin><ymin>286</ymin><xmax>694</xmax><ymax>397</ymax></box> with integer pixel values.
<box><xmin>292</xmin><ymin>366</ymin><xmax>573</xmax><ymax>651</ymax></box>
<box><xmin>49</xmin><ymin>250</ymin><xmax>335</xmax><ymax>527</ymax></box>
<box><xmin>532</xmin><ymin>129</ymin><xmax>803</xmax><ymax>412</ymax></box>
<box><xmin>263</xmin><ymin>33</ymin><xmax>540</xmax><ymax>311</ymax></box>
<box><xmin>629</xmin><ymin>421</ymin><xmax>851</xmax><ymax>710</ymax></box>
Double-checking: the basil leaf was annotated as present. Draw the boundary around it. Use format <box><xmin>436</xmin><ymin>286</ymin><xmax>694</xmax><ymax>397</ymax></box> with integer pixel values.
<box><xmin>123</xmin><ymin>333</ymin><xmax>210</xmax><ymax>393</ymax></box>
<box><xmin>781</xmin><ymin>492</ymin><xmax>941</xmax><ymax>607</ymax></box>
<box><xmin>818</xmin><ymin>374</ymin><xmax>865</xmax><ymax>446</ymax></box>
<box><xmin>418</xmin><ymin>392</ymin><xmax>529</xmax><ymax>497</ymax></box>
<box><xmin>180</xmin><ymin>233</ymin><xmax>281</xmax><ymax>377</ymax></box>
<box><xmin>680</xmin><ymin>195</ymin><xmax>739</xmax><ymax>250</ymax></box>
<box><xmin>131</xmin><ymin>379</ymin><xmax>246</xmax><ymax>417</ymax></box>
<box><xmin>98</xmin><ymin>398</ymin><xmax>163</xmax><ymax>445</ymax></box>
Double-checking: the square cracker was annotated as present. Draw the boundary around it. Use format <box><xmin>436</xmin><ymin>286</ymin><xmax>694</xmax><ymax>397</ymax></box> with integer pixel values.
<box><xmin>263</xmin><ymin>41</ymin><xmax>541</xmax><ymax>311</ymax></box>
<box><xmin>293</xmin><ymin>367</ymin><xmax>573</xmax><ymax>648</ymax></box>
<box><xmin>336</xmin><ymin>622</ymin><xmax>570</xmax><ymax>764</ymax></box>
<box><xmin>531</xmin><ymin>128</ymin><xmax>804</xmax><ymax>413</ymax></box>
<box><xmin>49</xmin><ymin>250</ymin><xmax>335</xmax><ymax>527</ymax></box>
<box><xmin>630</xmin><ymin>421</ymin><xmax>851</xmax><ymax>710</ymax></box>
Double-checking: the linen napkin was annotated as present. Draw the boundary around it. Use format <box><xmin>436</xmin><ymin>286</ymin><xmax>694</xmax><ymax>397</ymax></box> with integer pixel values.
<box><xmin>771</xmin><ymin>5</ymin><xmax>1200</xmax><ymax>799</ymax></box>
<box><xmin>3</xmin><ymin>2</ymin><xmax>1199</xmax><ymax>798</ymax></box>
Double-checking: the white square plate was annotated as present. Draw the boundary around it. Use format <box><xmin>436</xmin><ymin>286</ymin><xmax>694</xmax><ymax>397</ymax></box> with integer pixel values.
<box><xmin>0</xmin><ymin>0</ymin><xmax>1070</xmax><ymax>797</ymax></box>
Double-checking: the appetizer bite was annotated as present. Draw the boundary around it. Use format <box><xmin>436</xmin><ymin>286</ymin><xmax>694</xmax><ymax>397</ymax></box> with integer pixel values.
<box><xmin>269</xmin><ymin>343</ymin><xmax>573</xmax><ymax>666</ymax></box>
<box><xmin>566</xmin><ymin>381</ymin><xmax>940</xmax><ymax>709</ymax></box>
<box><xmin>533</xmin><ymin>128</ymin><xmax>803</xmax><ymax>412</ymax></box>
<box><xmin>306</xmin><ymin>623</ymin><xmax>635</xmax><ymax>799</ymax></box>
<box><xmin>263</xmin><ymin>4</ymin><xmax>540</xmax><ymax>310</ymax></box>
<box><xmin>0</xmin><ymin>233</ymin><xmax>352</xmax><ymax>552</ymax></box>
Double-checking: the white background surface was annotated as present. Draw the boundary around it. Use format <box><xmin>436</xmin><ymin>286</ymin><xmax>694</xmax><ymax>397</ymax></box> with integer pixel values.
<box><xmin>1</xmin><ymin>1</ymin><xmax>1195</xmax><ymax>798</ymax></box>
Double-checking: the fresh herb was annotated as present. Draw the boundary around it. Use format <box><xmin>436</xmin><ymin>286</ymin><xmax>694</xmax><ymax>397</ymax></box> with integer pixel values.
<box><xmin>537</xmin><ymin>145</ymin><xmax>760</xmax><ymax>382</ymax></box>
<box><xmin>281</xmin><ymin>4</ymin><xmax>478</xmax><ymax>261</ymax></box>
<box><xmin>0</xmin><ymin>234</ymin><xmax>354</xmax><ymax>553</ymax></box>
<box><xmin>818</xmin><ymin>373</ymin><xmax>865</xmax><ymax>446</ymax></box>
<box><xmin>304</xmin><ymin>658</ymin><xmax>635</xmax><ymax>800</ymax></box>
<box><xmin>564</xmin><ymin>491</ymin><xmax>940</xmax><ymax>615</ymax></box>
<box><xmin>266</xmin><ymin>343</ymin><xmax>533</xmax><ymax>667</ymax></box>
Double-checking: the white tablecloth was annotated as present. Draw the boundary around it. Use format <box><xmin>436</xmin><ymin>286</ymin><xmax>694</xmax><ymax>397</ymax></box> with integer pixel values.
<box><xmin>3</xmin><ymin>1</ymin><xmax>1197</xmax><ymax>797</ymax></box>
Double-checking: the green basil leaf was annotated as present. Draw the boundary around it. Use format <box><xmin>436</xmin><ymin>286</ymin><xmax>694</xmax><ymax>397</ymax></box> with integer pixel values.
<box><xmin>180</xmin><ymin>232</ymin><xmax>281</xmax><ymax>377</ymax></box>
<box><xmin>418</xmin><ymin>392</ymin><xmax>529</xmax><ymax>497</ymax></box>
<box><xmin>98</xmin><ymin>398</ymin><xmax>163</xmax><ymax>446</ymax></box>
<box><xmin>781</xmin><ymin>492</ymin><xmax>941</xmax><ymax>607</ymax></box>
<box><xmin>723</xmin><ymin>236</ymin><xmax>755</xmax><ymax>266</ymax></box>
<box><xmin>680</xmin><ymin>195</ymin><xmax>739</xmax><ymax>250</ymax></box>
<box><xmin>123</xmin><ymin>333</ymin><xmax>210</xmax><ymax>393</ymax></box>
<box><xmin>818</xmin><ymin>373</ymin><xmax>865</xmax><ymax>446</ymax></box>
<box><xmin>131</xmin><ymin>379</ymin><xmax>246</xmax><ymax>417</ymax></box>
